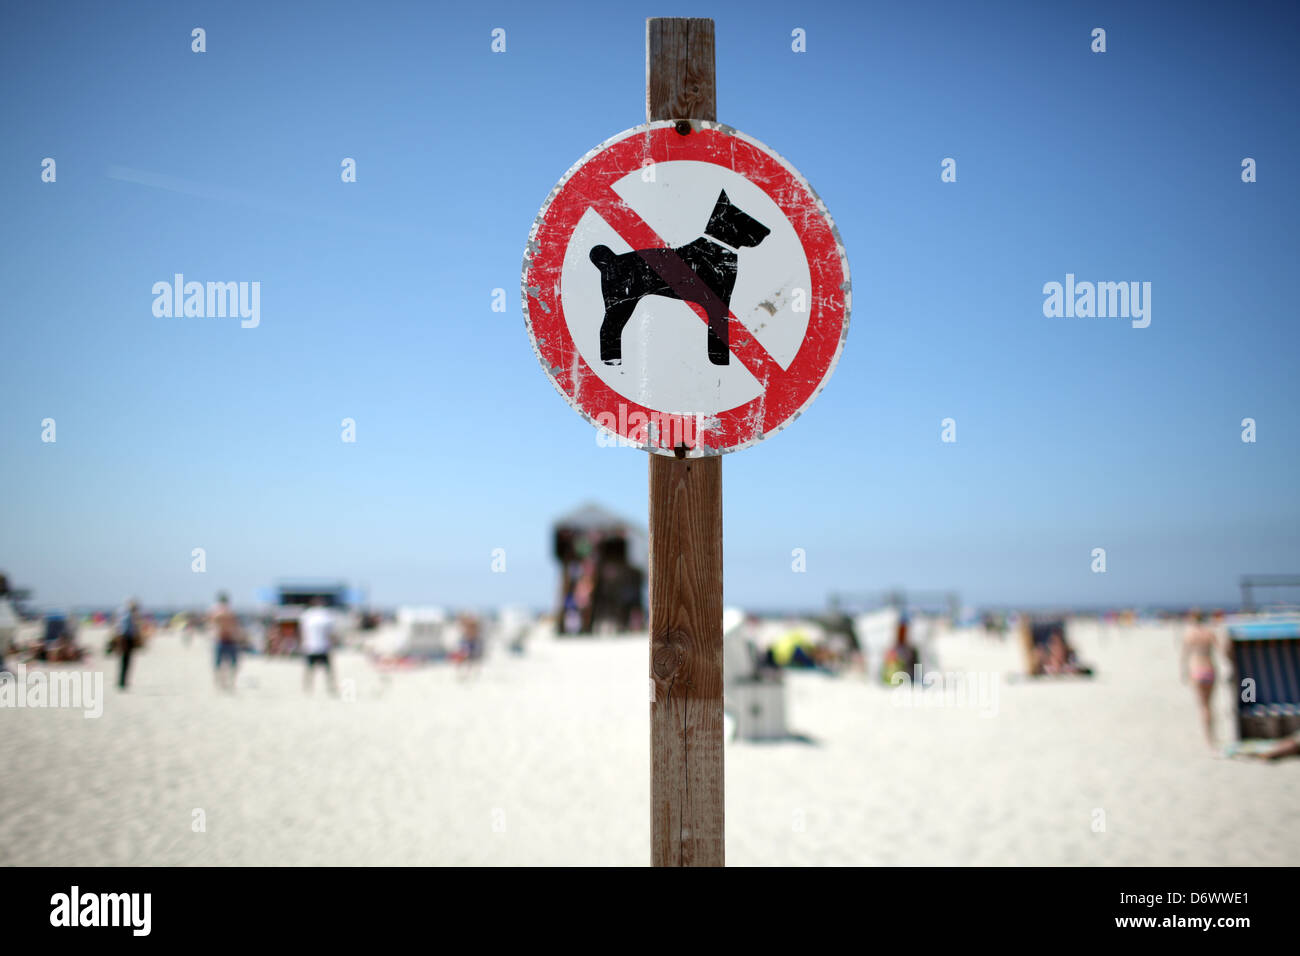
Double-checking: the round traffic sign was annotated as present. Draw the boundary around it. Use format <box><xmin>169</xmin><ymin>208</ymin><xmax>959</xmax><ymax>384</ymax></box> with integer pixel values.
<box><xmin>522</xmin><ymin>120</ymin><xmax>850</xmax><ymax>456</ymax></box>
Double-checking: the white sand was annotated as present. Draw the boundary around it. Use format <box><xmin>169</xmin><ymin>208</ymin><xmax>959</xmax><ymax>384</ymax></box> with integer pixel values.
<box><xmin>1</xmin><ymin>620</ymin><xmax>1296</xmax><ymax>866</ymax></box>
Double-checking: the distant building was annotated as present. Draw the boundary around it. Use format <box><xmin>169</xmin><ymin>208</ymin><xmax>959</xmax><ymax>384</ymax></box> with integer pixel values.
<box><xmin>553</xmin><ymin>503</ymin><xmax>646</xmax><ymax>635</ymax></box>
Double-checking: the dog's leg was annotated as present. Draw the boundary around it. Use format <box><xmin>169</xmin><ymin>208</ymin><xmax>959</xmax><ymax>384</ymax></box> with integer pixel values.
<box><xmin>706</xmin><ymin>304</ymin><xmax>730</xmax><ymax>366</ymax></box>
<box><xmin>599</xmin><ymin>298</ymin><xmax>639</xmax><ymax>366</ymax></box>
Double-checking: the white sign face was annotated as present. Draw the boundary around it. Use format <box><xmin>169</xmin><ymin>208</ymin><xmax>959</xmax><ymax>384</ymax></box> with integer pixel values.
<box><xmin>560</xmin><ymin>160</ymin><xmax>814</xmax><ymax>417</ymax></box>
<box><xmin>523</xmin><ymin>121</ymin><xmax>851</xmax><ymax>457</ymax></box>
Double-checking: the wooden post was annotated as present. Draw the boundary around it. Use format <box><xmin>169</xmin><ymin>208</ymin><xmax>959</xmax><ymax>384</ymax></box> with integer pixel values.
<box><xmin>646</xmin><ymin>17</ymin><xmax>725</xmax><ymax>868</ymax></box>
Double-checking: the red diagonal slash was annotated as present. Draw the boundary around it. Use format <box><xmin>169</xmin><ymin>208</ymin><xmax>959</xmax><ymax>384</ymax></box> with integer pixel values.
<box><xmin>588</xmin><ymin>187</ymin><xmax>785</xmax><ymax>384</ymax></box>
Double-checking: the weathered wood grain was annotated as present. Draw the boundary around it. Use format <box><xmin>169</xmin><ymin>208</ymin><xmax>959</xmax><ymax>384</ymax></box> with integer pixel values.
<box><xmin>647</xmin><ymin>15</ymin><xmax>724</xmax><ymax>869</ymax></box>
<box><xmin>647</xmin><ymin>18</ymin><xmax>717</xmax><ymax>123</ymax></box>
<box><xmin>649</xmin><ymin>451</ymin><xmax>724</xmax><ymax>866</ymax></box>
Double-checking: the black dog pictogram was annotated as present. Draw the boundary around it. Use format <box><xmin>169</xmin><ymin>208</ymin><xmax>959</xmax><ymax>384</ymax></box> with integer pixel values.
<box><xmin>589</xmin><ymin>189</ymin><xmax>770</xmax><ymax>366</ymax></box>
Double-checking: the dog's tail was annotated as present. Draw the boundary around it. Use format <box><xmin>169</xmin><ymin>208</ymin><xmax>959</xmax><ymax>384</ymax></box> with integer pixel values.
<box><xmin>589</xmin><ymin>244</ymin><xmax>616</xmax><ymax>269</ymax></box>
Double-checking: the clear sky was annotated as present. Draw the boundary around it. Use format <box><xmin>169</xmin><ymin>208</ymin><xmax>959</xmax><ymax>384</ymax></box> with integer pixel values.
<box><xmin>2</xmin><ymin>0</ymin><xmax>1297</xmax><ymax>612</ymax></box>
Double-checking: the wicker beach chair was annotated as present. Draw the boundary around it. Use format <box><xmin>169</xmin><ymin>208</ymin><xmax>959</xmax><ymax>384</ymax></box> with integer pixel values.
<box><xmin>1228</xmin><ymin>617</ymin><xmax>1300</xmax><ymax>740</ymax></box>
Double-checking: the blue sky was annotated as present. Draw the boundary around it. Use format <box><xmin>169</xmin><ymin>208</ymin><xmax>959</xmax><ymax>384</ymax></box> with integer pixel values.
<box><xmin>2</xmin><ymin>0</ymin><xmax>1297</xmax><ymax>612</ymax></box>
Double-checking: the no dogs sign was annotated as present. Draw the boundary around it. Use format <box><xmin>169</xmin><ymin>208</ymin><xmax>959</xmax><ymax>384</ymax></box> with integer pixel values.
<box><xmin>522</xmin><ymin>120</ymin><xmax>850</xmax><ymax>456</ymax></box>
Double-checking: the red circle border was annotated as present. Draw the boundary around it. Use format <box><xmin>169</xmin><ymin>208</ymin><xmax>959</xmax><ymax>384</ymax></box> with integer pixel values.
<box><xmin>522</xmin><ymin>121</ymin><xmax>851</xmax><ymax>456</ymax></box>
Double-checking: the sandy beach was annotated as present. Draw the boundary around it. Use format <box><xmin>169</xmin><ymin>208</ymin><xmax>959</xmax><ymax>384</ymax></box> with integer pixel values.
<box><xmin>1</xmin><ymin>619</ymin><xmax>1296</xmax><ymax>866</ymax></box>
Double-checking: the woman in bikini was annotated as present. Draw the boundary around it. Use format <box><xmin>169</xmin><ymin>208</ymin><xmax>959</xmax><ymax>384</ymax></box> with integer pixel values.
<box><xmin>1181</xmin><ymin>610</ymin><xmax>1221</xmax><ymax>747</ymax></box>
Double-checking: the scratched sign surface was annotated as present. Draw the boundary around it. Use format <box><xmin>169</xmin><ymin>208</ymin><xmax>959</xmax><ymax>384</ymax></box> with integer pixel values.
<box><xmin>522</xmin><ymin>120</ymin><xmax>850</xmax><ymax>457</ymax></box>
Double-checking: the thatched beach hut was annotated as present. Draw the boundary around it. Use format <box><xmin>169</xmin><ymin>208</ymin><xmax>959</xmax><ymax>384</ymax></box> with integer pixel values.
<box><xmin>553</xmin><ymin>503</ymin><xmax>646</xmax><ymax>635</ymax></box>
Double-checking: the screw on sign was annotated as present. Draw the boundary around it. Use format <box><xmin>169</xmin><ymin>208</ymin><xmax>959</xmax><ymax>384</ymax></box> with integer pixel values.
<box><xmin>522</xmin><ymin>120</ymin><xmax>851</xmax><ymax>456</ymax></box>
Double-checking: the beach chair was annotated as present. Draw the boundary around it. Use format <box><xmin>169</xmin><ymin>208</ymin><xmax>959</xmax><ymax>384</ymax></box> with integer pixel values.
<box><xmin>1228</xmin><ymin>617</ymin><xmax>1300</xmax><ymax>740</ymax></box>
<box><xmin>722</xmin><ymin>610</ymin><xmax>788</xmax><ymax>741</ymax></box>
<box><xmin>1020</xmin><ymin>617</ymin><xmax>1093</xmax><ymax>677</ymax></box>
<box><xmin>397</xmin><ymin>607</ymin><xmax>450</xmax><ymax>660</ymax></box>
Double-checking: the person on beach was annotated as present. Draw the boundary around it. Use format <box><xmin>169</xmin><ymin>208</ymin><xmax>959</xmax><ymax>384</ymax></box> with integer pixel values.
<box><xmin>0</xmin><ymin>608</ymin><xmax>11</xmax><ymax>674</ymax></box>
<box><xmin>0</xmin><ymin>573</ymin><xmax>16</xmax><ymax>674</ymax></box>
<box><xmin>210</xmin><ymin>592</ymin><xmax>243</xmax><ymax>692</ymax></box>
<box><xmin>299</xmin><ymin>597</ymin><xmax>338</xmax><ymax>695</ymax></box>
<box><xmin>1043</xmin><ymin>630</ymin><xmax>1073</xmax><ymax>675</ymax></box>
<box><xmin>113</xmin><ymin>599</ymin><xmax>140</xmax><ymax>689</ymax></box>
<box><xmin>454</xmin><ymin>612</ymin><xmax>484</xmax><ymax>678</ymax></box>
<box><xmin>882</xmin><ymin>615</ymin><xmax>918</xmax><ymax>684</ymax></box>
<box><xmin>1181</xmin><ymin>609</ymin><xmax>1222</xmax><ymax>747</ymax></box>
<box><xmin>1259</xmin><ymin>733</ymin><xmax>1300</xmax><ymax>760</ymax></box>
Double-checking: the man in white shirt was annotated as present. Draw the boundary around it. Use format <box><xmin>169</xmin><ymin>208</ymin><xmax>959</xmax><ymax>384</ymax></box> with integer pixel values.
<box><xmin>298</xmin><ymin>597</ymin><xmax>339</xmax><ymax>695</ymax></box>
